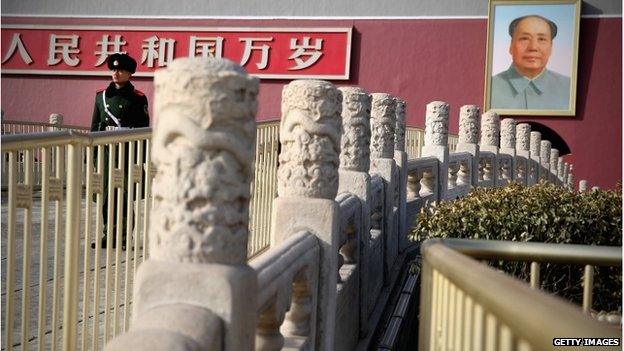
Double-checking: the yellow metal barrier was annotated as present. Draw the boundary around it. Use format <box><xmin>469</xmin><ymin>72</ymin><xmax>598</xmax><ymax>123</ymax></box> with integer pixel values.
<box><xmin>1</xmin><ymin>119</ymin><xmax>90</xmax><ymax>135</ymax></box>
<box><xmin>419</xmin><ymin>238</ymin><xmax>621</xmax><ymax>351</ymax></box>
<box><xmin>1</xmin><ymin>121</ymin><xmax>280</xmax><ymax>350</ymax></box>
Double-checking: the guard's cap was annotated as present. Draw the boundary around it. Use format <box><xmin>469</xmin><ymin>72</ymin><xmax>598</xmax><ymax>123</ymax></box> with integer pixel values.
<box><xmin>107</xmin><ymin>53</ymin><xmax>137</xmax><ymax>74</ymax></box>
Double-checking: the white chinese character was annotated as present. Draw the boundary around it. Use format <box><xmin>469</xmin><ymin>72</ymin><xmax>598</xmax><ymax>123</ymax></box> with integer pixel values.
<box><xmin>141</xmin><ymin>35</ymin><xmax>175</xmax><ymax>68</ymax></box>
<box><xmin>189</xmin><ymin>36</ymin><xmax>223</xmax><ymax>58</ymax></box>
<box><xmin>94</xmin><ymin>35</ymin><xmax>127</xmax><ymax>66</ymax></box>
<box><xmin>288</xmin><ymin>37</ymin><xmax>323</xmax><ymax>70</ymax></box>
<box><xmin>47</xmin><ymin>34</ymin><xmax>80</xmax><ymax>66</ymax></box>
<box><xmin>239</xmin><ymin>37</ymin><xmax>272</xmax><ymax>70</ymax></box>
<box><xmin>2</xmin><ymin>33</ymin><xmax>33</xmax><ymax>65</ymax></box>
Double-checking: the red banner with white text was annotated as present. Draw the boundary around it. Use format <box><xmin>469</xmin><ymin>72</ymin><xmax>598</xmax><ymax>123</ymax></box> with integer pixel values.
<box><xmin>1</xmin><ymin>25</ymin><xmax>352</xmax><ymax>79</ymax></box>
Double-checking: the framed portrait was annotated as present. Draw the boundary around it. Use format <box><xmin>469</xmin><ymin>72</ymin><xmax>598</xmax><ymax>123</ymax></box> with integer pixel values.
<box><xmin>484</xmin><ymin>0</ymin><xmax>581</xmax><ymax>116</ymax></box>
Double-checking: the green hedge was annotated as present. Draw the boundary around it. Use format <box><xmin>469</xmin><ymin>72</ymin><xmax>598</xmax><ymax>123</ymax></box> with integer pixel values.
<box><xmin>410</xmin><ymin>181</ymin><xmax>622</xmax><ymax>313</ymax></box>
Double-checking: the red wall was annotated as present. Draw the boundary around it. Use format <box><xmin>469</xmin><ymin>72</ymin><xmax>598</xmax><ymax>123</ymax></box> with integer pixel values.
<box><xmin>1</xmin><ymin>17</ymin><xmax>621</xmax><ymax>189</ymax></box>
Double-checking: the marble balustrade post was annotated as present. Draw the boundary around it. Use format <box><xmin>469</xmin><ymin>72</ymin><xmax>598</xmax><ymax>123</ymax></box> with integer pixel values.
<box><xmin>369</xmin><ymin>93</ymin><xmax>398</xmax><ymax>286</ymax></box>
<box><xmin>271</xmin><ymin>79</ymin><xmax>343</xmax><ymax>350</ymax></box>
<box><xmin>456</xmin><ymin>105</ymin><xmax>480</xmax><ymax>186</ymax></box>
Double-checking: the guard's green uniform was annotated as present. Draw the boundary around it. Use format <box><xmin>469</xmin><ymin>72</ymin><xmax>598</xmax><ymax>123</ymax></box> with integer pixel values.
<box><xmin>90</xmin><ymin>81</ymin><xmax>149</xmax><ymax>249</ymax></box>
<box><xmin>91</xmin><ymin>82</ymin><xmax>149</xmax><ymax>131</ymax></box>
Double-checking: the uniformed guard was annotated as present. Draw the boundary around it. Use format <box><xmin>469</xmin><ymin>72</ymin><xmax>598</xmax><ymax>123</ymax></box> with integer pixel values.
<box><xmin>91</xmin><ymin>53</ymin><xmax>149</xmax><ymax>249</ymax></box>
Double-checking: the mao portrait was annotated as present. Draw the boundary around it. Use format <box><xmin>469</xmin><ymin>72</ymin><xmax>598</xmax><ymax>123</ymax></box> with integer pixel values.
<box><xmin>484</xmin><ymin>0</ymin><xmax>580</xmax><ymax>116</ymax></box>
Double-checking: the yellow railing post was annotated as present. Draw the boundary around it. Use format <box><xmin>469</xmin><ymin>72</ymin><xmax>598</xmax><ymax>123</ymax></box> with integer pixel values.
<box><xmin>62</xmin><ymin>140</ymin><xmax>82</xmax><ymax>351</ymax></box>
<box><xmin>5</xmin><ymin>152</ymin><xmax>17</xmax><ymax>351</ymax></box>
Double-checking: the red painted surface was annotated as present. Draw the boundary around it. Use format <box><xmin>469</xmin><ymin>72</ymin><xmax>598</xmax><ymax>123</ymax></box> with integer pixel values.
<box><xmin>1</xmin><ymin>17</ymin><xmax>621</xmax><ymax>189</ymax></box>
<box><xmin>1</xmin><ymin>26</ymin><xmax>351</xmax><ymax>78</ymax></box>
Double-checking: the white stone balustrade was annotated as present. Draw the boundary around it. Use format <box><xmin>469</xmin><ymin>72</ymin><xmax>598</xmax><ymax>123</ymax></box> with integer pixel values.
<box><xmin>550</xmin><ymin>149</ymin><xmax>560</xmax><ymax>184</ymax></box>
<box><xmin>107</xmin><ymin>57</ymin><xmax>260</xmax><ymax>351</ymax></box>
<box><xmin>579</xmin><ymin>179</ymin><xmax>588</xmax><ymax>192</ymax></box>
<box><xmin>272</xmin><ymin>79</ymin><xmax>342</xmax><ymax>351</ymax></box>
<box><xmin>540</xmin><ymin>140</ymin><xmax>552</xmax><ymax>181</ymax></box>
<box><xmin>48</xmin><ymin>113</ymin><xmax>64</xmax><ymax>131</ymax></box>
<box><xmin>515</xmin><ymin>123</ymin><xmax>531</xmax><ymax>185</ymax></box>
<box><xmin>103</xmin><ymin>72</ymin><xmax>579</xmax><ymax>350</ymax></box>
<box><xmin>394</xmin><ymin>99</ymin><xmax>409</xmax><ymax>252</ymax></box>
<box><xmin>337</xmin><ymin>86</ymin><xmax>372</xmax><ymax>337</ymax></box>
<box><xmin>529</xmin><ymin>131</ymin><xmax>542</xmax><ymax>185</ymax></box>
<box><xmin>499</xmin><ymin>118</ymin><xmax>516</xmax><ymax>186</ymax></box>
<box><xmin>369</xmin><ymin>93</ymin><xmax>398</xmax><ymax>287</ymax></box>
<box><xmin>456</xmin><ymin>105</ymin><xmax>480</xmax><ymax>186</ymax></box>
<box><xmin>479</xmin><ymin>111</ymin><xmax>500</xmax><ymax>187</ymax></box>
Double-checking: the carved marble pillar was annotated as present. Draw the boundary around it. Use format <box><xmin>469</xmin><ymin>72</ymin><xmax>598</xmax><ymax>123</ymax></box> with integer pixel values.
<box><xmin>337</xmin><ymin>86</ymin><xmax>372</xmax><ymax>337</ymax></box>
<box><xmin>515</xmin><ymin>123</ymin><xmax>531</xmax><ymax>185</ymax></box>
<box><xmin>480</xmin><ymin>111</ymin><xmax>500</xmax><ymax>186</ymax></box>
<box><xmin>558</xmin><ymin>157</ymin><xmax>565</xmax><ymax>182</ymax></box>
<box><xmin>550</xmin><ymin>149</ymin><xmax>559</xmax><ymax>183</ymax></box>
<box><xmin>530</xmin><ymin>131</ymin><xmax>542</xmax><ymax>184</ymax></box>
<box><xmin>369</xmin><ymin>93</ymin><xmax>398</xmax><ymax>286</ymax></box>
<box><xmin>563</xmin><ymin>162</ymin><xmax>570</xmax><ymax>187</ymax></box>
<box><xmin>272</xmin><ymin>79</ymin><xmax>342</xmax><ymax>350</ymax></box>
<box><xmin>393</xmin><ymin>98</ymin><xmax>408</xmax><ymax>252</ymax></box>
<box><xmin>126</xmin><ymin>57</ymin><xmax>259</xmax><ymax>351</ymax></box>
<box><xmin>49</xmin><ymin>113</ymin><xmax>64</xmax><ymax>131</ymax></box>
<box><xmin>579</xmin><ymin>180</ymin><xmax>588</xmax><ymax>192</ymax></box>
<box><xmin>499</xmin><ymin>118</ymin><xmax>516</xmax><ymax>185</ymax></box>
<box><xmin>540</xmin><ymin>140</ymin><xmax>551</xmax><ymax>182</ymax></box>
<box><xmin>456</xmin><ymin>105</ymin><xmax>480</xmax><ymax>186</ymax></box>
<box><xmin>422</xmin><ymin>101</ymin><xmax>450</xmax><ymax>200</ymax></box>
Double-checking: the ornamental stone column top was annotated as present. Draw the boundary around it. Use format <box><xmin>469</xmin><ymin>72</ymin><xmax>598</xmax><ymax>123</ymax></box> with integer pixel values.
<box><xmin>150</xmin><ymin>57</ymin><xmax>259</xmax><ymax>265</ymax></box>
<box><xmin>579</xmin><ymin>180</ymin><xmax>588</xmax><ymax>192</ymax></box>
<box><xmin>278</xmin><ymin>79</ymin><xmax>342</xmax><ymax>200</ymax></box>
<box><xmin>530</xmin><ymin>131</ymin><xmax>541</xmax><ymax>158</ymax></box>
<box><xmin>550</xmin><ymin>149</ymin><xmax>559</xmax><ymax>170</ymax></box>
<box><xmin>394</xmin><ymin>98</ymin><xmax>406</xmax><ymax>151</ymax></box>
<box><xmin>500</xmin><ymin>118</ymin><xmax>516</xmax><ymax>149</ymax></box>
<box><xmin>424</xmin><ymin>101</ymin><xmax>449</xmax><ymax>147</ymax></box>
<box><xmin>516</xmin><ymin>123</ymin><xmax>531</xmax><ymax>151</ymax></box>
<box><xmin>458</xmin><ymin>105</ymin><xmax>480</xmax><ymax>144</ymax></box>
<box><xmin>558</xmin><ymin>156</ymin><xmax>565</xmax><ymax>177</ymax></box>
<box><xmin>540</xmin><ymin>140</ymin><xmax>552</xmax><ymax>164</ymax></box>
<box><xmin>339</xmin><ymin>87</ymin><xmax>371</xmax><ymax>172</ymax></box>
<box><xmin>49</xmin><ymin>113</ymin><xmax>63</xmax><ymax>125</ymax></box>
<box><xmin>370</xmin><ymin>93</ymin><xmax>396</xmax><ymax>158</ymax></box>
<box><xmin>480</xmin><ymin>111</ymin><xmax>500</xmax><ymax>147</ymax></box>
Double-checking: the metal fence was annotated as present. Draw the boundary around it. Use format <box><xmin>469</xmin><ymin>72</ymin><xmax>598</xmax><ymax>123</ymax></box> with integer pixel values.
<box><xmin>1</xmin><ymin>120</ymin><xmax>453</xmax><ymax>350</ymax></box>
<box><xmin>418</xmin><ymin>238</ymin><xmax>621</xmax><ymax>351</ymax></box>
<box><xmin>1</xmin><ymin>120</ymin><xmax>90</xmax><ymax>135</ymax></box>
<box><xmin>1</xmin><ymin>121</ymin><xmax>280</xmax><ymax>350</ymax></box>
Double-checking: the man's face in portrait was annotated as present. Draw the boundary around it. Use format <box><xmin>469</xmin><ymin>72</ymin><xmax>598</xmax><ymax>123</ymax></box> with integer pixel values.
<box><xmin>509</xmin><ymin>16</ymin><xmax>553</xmax><ymax>78</ymax></box>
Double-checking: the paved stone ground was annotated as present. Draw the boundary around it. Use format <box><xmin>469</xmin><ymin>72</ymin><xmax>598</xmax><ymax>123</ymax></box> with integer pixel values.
<box><xmin>2</xmin><ymin>192</ymin><xmax>148</xmax><ymax>351</ymax></box>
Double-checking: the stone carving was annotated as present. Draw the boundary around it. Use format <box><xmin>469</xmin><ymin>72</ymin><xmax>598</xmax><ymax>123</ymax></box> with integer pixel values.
<box><xmin>370</xmin><ymin>93</ymin><xmax>396</xmax><ymax>158</ymax></box>
<box><xmin>278</xmin><ymin>79</ymin><xmax>342</xmax><ymax>199</ymax></box>
<box><xmin>424</xmin><ymin>101</ymin><xmax>449</xmax><ymax>147</ymax></box>
<box><xmin>558</xmin><ymin>157</ymin><xmax>565</xmax><ymax>178</ymax></box>
<box><xmin>530</xmin><ymin>132</ymin><xmax>541</xmax><ymax>158</ymax></box>
<box><xmin>394</xmin><ymin>99</ymin><xmax>406</xmax><ymax>151</ymax></box>
<box><xmin>458</xmin><ymin>105</ymin><xmax>480</xmax><ymax>144</ymax></box>
<box><xmin>150</xmin><ymin>57</ymin><xmax>259</xmax><ymax>264</ymax></box>
<box><xmin>540</xmin><ymin>140</ymin><xmax>551</xmax><ymax>163</ymax></box>
<box><xmin>480</xmin><ymin>111</ymin><xmax>500</xmax><ymax>147</ymax></box>
<box><xmin>550</xmin><ymin>149</ymin><xmax>559</xmax><ymax>171</ymax></box>
<box><xmin>516</xmin><ymin>123</ymin><xmax>531</xmax><ymax>151</ymax></box>
<box><xmin>579</xmin><ymin>180</ymin><xmax>588</xmax><ymax>192</ymax></box>
<box><xmin>49</xmin><ymin>113</ymin><xmax>63</xmax><ymax>125</ymax></box>
<box><xmin>339</xmin><ymin>87</ymin><xmax>371</xmax><ymax>172</ymax></box>
<box><xmin>500</xmin><ymin>118</ymin><xmax>516</xmax><ymax>149</ymax></box>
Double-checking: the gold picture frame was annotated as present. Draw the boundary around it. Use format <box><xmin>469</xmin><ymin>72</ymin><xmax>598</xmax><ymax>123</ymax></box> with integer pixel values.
<box><xmin>484</xmin><ymin>0</ymin><xmax>581</xmax><ymax>116</ymax></box>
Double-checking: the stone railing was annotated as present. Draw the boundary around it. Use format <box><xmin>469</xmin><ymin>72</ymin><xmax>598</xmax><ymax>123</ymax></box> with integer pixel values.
<box><xmin>104</xmin><ymin>57</ymin><xmax>573</xmax><ymax>351</ymax></box>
